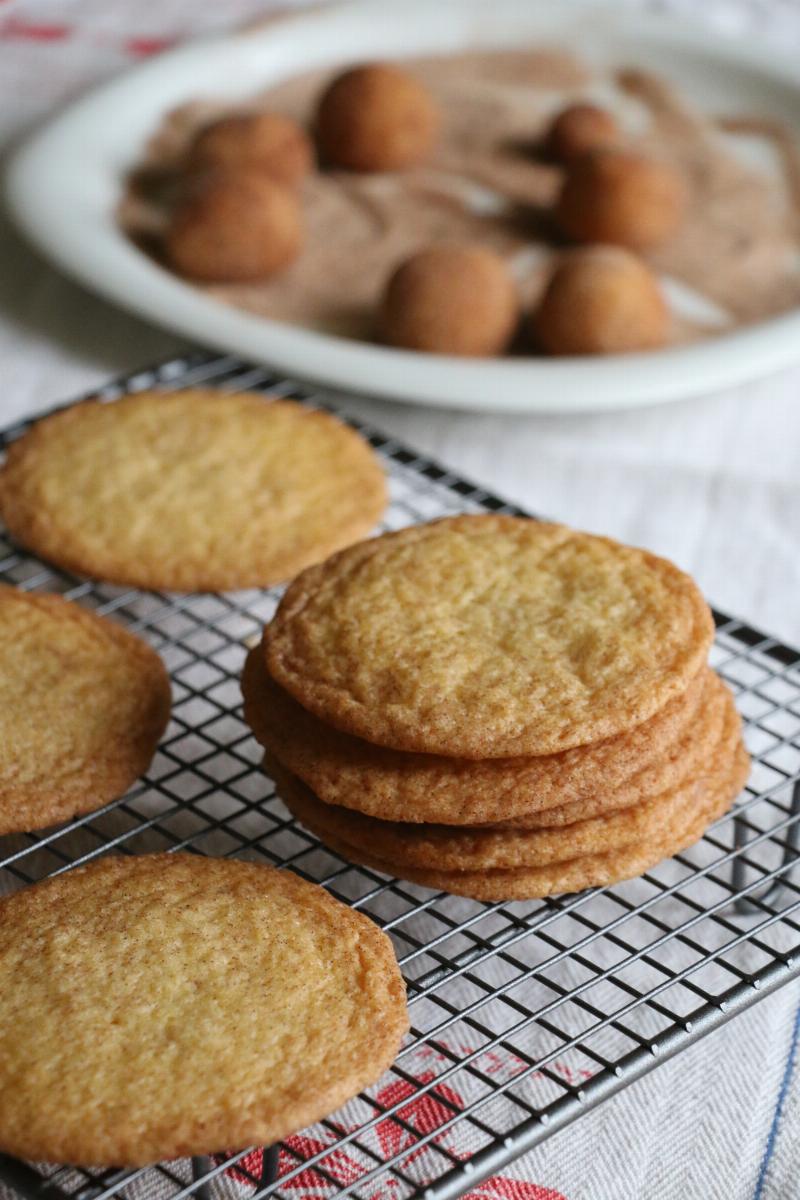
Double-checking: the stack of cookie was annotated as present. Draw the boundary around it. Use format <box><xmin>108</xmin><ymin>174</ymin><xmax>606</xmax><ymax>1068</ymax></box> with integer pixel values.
<box><xmin>243</xmin><ymin>516</ymin><xmax>749</xmax><ymax>901</ymax></box>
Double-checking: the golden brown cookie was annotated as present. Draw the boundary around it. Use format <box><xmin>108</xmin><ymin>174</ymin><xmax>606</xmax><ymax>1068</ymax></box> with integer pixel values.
<box><xmin>0</xmin><ymin>854</ymin><xmax>408</xmax><ymax>1165</ymax></box>
<box><xmin>266</xmin><ymin>516</ymin><xmax>715</xmax><ymax>758</ymax></box>
<box><xmin>0</xmin><ymin>390</ymin><xmax>387</xmax><ymax>592</ymax></box>
<box><xmin>502</xmin><ymin>672</ymin><xmax>733</xmax><ymax>830</ymax></box>
<box><xmin>533</xmin><ymin>247</ymin><xmax>668</xmax><ymax>356</ymax></box>
<box><xmin>544</xmin><ymin>103</ymin><xmax>620</xmax><ymax>164</ymax></box>
<box><xmin>267</xmin><ymin>683</ymin><xmax>740</xmax><ymax>872</ymax></box>
<box><xmin>243</xmin><ymin>646</ymin><xmax>712</xmax><ymax>824</ymax></box>
<box><xmin>0</xmin><ymin>586</ymin><xmax>170</xmax><ymax>834</ymax></box>
<box><xmin>165</xmin><ymin>170</ymin><xmax>303</xmax><ymax>282</ymax></box>
<box><xmin>379</xmin><ymin>245</ymin><xmax>519</xmax><ymax>357</ymax></box>
<box><xmin>556</xmin><ymin>148</ymin><xmax>687</xmax><ymax>252</ymax></box>
<box><xmin>187</xmin><ymin>113</ymin><xmax>314</xmax><ymax>187</ymax></box>
<box><xmin>315</xmin><ymin>64</ymin><xmax>440</xmax><ymax>172</ymax></box>
<box><xmin>273</xmin><ymin>744</ymin><xmax>750</xmax><ymax>901</ymax></box>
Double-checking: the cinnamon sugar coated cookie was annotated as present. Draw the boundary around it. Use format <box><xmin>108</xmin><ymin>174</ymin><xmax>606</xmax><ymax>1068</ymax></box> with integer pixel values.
<box><xmin>243</xmin><ymin>647</ymin><xmax>713</xmax><ymax>825</ymax></box>
<box><xmin>315</xmin><ymin>63</ymin><xmax>440</xmax><ymax>171</ymax></box>
<box><xmin>265</xmin><ymin>516</ymin><xmax>715</xmax><ymax>758</ymax></box>
<box><xmin>380</xmin><ymin>246</ymin><xmax>519</xmax><ymax>357</ymax></box>
<box><xmin>0</xmin><ymin>587</ymin><xmax>170</xmax><ymax>834</ymax></box>
<box><xmin>545</xmin><ymin>103</ymin><xmax>619</xmax><ymax>163</ymax></box>
<box><xmin>187</xmin><ymin>113</ymin><xmax>313</xmax><ymax>186</ymax></box>
<box><xmin>534</xmin><ymin>247</ymin><xmax>668</xmax><ymax>355</ymax></box>
<box><xmin>166</xmin><ymin>170</ymin><xmax>303</xmax><ymax>281</ymax></box>
<box><xmin>556</xmin><ymin>148</ymin><xmax>687</xmax><ymax>251</ymax></box>
<box><xmin>0</xmin><ymin>390</ymin><xmax>387</xmax><ymax>591</ymax></box>
<box><xmin>0</xmin><ymin>854</ymin><xmax>408</xmax><ymax>1165</ymax></box>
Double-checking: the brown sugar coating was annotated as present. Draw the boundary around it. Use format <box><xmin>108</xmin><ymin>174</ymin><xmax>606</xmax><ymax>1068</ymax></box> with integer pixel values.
<box><xmin>556</xmin><ymin>147</ymin><xmax>687</xmax><ymax>251</ymax></box>
<box><xmin>315</xmin><ymin>63</ymin><xmax>440</xmax><ymax>171</ymax></box>
<box><xmin>534</xmin><ymin>246</ymin><xmax>669</xmax><ymax>355</ymax></box>
<box><xmin>187</xmin><ymin>113</ymin><xmax>314</xmax><ymax>187</ymax></box>
<box><xmin>380</xmin><ymin>245</ymin><xmax>519</xmax><ymax>356</ymax></box>
<box><xmin>165</xmin><ymin>170</ymin><xmax>303</xmax><ymax>282</ymax></box>
<box><xmin>545</xmin><ymin>102</ymin><xmax>619</xmax><ymax>163</ymax></box>
<box><xmin>122</xmin><ymin>51</ymin><xmax>800</xmax><ymax>348</ymax></box>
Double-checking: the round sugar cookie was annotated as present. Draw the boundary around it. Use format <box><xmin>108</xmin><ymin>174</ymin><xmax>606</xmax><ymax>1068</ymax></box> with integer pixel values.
<box><xmin>0</xmin><ymin>390</ymin><xmax>387</xmax><ymax>592</ymax></box>
<box><xmin>266</xmin><ymin>516</ymin><xmax>715</xmax><ymax>758</ymax></box>
<box><xmin>0</xmin><ymin>586</ymin><xmax>170</xmax><ymax>834</ymax></box>
<box><xmin>243</xmin><ymin>647</ymin><xmax>710</xmax><ymax>824</ymax></box>
<box><xmin>268</xmin><ymin>684</ymin><xmax>740</xmax><ymax>872</ymax></box>
<box><xmin>274</xmin><ymin>745</ymin><xmax>750</xmax><ymax>900</ymax></box>
<box><xmin>0</xmin><ymin>854</ymin><xmax>408</xmax><ymax>1165</ymax></box>
<box><xmin>502</xmin><ymin>672</ymin><xmax>734</xmax><ymax>829</ymax></box>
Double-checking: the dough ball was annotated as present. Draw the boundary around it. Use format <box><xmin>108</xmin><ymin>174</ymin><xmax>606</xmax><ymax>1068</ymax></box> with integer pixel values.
<box><xmin>544</xmin><ymin>102</ymin><xmax>619</xmax><ymax>163</ymax></box>
<box><xmin>380</xmin><ymin>245</ymin><xmax>519</xmax><ymax>356</ymax></box>
<box><xmin>533</xmin><ymin>245</ymin><xmax>669</xmax><ymax>355</ymax></box>
<box><xmin>187</xmin><ymin>113</ymin><xmax>313</xmax><ymax>187</ymax></box>
<box><xmin>556</xmin><ymin>148</ymin><xmax>687</xmax><ymax>251</ymax></box>
<box><xmin>315</xmin><ymin>63</ymin><xmax>440</xmax><ymax>171</ymax></box>
<box><xmin>165</xmin><ymin>170</ymin><xmax>303</xmax><ymax>282</ymax></box>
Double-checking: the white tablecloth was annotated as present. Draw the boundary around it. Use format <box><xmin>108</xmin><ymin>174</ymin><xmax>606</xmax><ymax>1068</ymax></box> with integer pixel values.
<box><xmin>1</xmin><ymin>2</ymin><xmax>799</xmax><ymax>1198</ymax></box>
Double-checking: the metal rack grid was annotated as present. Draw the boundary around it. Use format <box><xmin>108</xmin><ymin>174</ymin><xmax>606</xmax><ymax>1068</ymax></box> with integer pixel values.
<box><xmin>1</xmin><ymin>350</ymin><xmax>799</xmax><ymax>1200</ymax></box>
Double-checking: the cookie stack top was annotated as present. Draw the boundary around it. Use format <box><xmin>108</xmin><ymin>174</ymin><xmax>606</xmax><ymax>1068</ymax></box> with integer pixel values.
<box><xmin>264</xmin><ymin>515</ymin><xmax>715</xmax><ymax>760</ymax></box>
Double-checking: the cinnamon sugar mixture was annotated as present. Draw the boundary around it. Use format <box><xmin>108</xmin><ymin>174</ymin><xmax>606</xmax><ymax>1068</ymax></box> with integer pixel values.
<box><xmin>119</xmin><ymin>49</ymin><xmax>800</xmax><ymax>347</ymax></box>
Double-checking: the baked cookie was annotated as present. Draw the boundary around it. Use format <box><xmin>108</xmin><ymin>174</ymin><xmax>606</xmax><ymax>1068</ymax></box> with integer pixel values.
<box><xmin>166</xmin><ymin>171</ymin><xmax>303</xmax><ymax>282</ymax></box>
<box><xmin>266</xmin><ymin>516</ymin><xmax>715</xmax><ymax>758</ymax></box>
<box><xmin>502</xmin><ymin>672</ymin><xmax>732</xmax><ymax>829</ymax></box>
<box><xmin>268</xmin><ymin>684</ymin><xmax>740</xmax><ymax>871</ymax></box>
<box><xmin>0</xmin><ymin>587</ymin><xmax>170</xmax><ymax>834</ymax></box>
<box><xmin>0</xmin><ymin>854</ymin><xmax>408</xmax><ymax>1165</ymax></box>
<box><xmin>243</xmin><ymin>646</ymin><xmax>712</xmax><ymax>824</ymax></box>
<box><xmin>274</xmin><ymin>745</ymin><xmax>750</xmax><ymax>901</ymax></box>
<box><xmin>0</xmin><ymin>390</ymin><xmax>387</xmax><ymax>592</ymax></box>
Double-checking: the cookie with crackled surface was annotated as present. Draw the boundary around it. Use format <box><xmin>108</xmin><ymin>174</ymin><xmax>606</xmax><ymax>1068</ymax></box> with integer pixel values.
<box><xmin>266</xmin><ymin>684</ymin><xmax>741</xmax><ymax>871</ymax></box>
<box><xmin>266</xmin><ymin>516</ymin><xmax>715</xmax><ymax>758</ymax></box>
<box><xmin>243</xmin><ymin>646</ymin><xmax>715</xmax><ymax>824</ymax></box>
<box><xmin>0</xmin><ymin>390</ymin><xmax>386</xmax><ymax>592</ymax></box>
<box><xmin>501</xmin><ymin>671</ymin><xmax>730</xmax><ymax>830</ymax></box>
<box><xmin>0</xmin><ymin>586</ymin><xmax>170</xmax><ymax>834</ymax></box>
<box><xmin>273</xmin><ymin>744</ymin><xmax>750</xmax><ymax>901</ymax></box>
<box><xmin>0</xmin><ymin>854</ymin><xmax>408</xmax><ymax>1165</ymax></box>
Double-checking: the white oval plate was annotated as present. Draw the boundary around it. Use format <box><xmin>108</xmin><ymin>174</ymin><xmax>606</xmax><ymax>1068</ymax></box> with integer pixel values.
<box><xmin>6</xmin><ymin>0</ymin><xmax>800</xmax><ymax>413</ymax></box>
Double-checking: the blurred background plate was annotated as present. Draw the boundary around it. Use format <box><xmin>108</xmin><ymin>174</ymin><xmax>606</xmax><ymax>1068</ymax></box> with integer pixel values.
<box><xmin>5</xmin><ymin>0</ymin><xmax>800</xmax><ymax>414</ymax></box>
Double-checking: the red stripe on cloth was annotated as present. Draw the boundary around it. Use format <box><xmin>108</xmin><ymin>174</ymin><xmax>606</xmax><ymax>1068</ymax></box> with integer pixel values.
<box><xmin>220</xmin><ymin>1144</ymin><xmax>569</xmax><ymax>1200</ymax></box>
<box><xmin>0</xmin><ymin>17</ymin><xmax>71</xmax><ymax>40</ymax></box>
<box><xmin>124</xmin><ymin>36</ymin><xmax>176</xmax><ymax>57</ymax></box>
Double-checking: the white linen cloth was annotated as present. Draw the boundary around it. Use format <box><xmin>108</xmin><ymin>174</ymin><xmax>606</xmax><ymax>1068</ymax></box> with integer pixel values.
<box><xmin>1</xmin><ymin>2</ymin><xmax>799</xmax><ymax>1197</ymax></box>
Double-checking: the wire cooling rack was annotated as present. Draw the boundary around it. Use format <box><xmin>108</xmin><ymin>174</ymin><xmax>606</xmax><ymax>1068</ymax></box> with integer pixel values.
<box><xmin>1</xmin><ymin>350</ymin><xmax>800</xmax><ymax>1200</ymax></box>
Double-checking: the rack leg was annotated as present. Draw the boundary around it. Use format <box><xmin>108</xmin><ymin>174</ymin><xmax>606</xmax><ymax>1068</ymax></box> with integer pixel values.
<box><xmin>190</xmin><ymin>1146</ymin><xmax>277</xmax><ymax>1198</ymax></box>
<box><xmin>191</xmin><ymin>1157</ymin><xmax>215</xmax><ymax>1200</ymax></box>
<box><xmin>733</xmin><ymin>778</ymin><xmax>800</xmax><ymax>914</ymax></box>
<box><xmin>259</xmin><ymin>1146</ymin><xmax>279</xmax><ymax>1188</ymax></box>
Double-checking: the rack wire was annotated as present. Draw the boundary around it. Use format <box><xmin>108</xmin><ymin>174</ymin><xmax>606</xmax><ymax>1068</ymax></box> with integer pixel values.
<box><xmin>1</xmin><ymin>350</ymin><xmax>799</xmax><ymax>1200</ymax></box>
